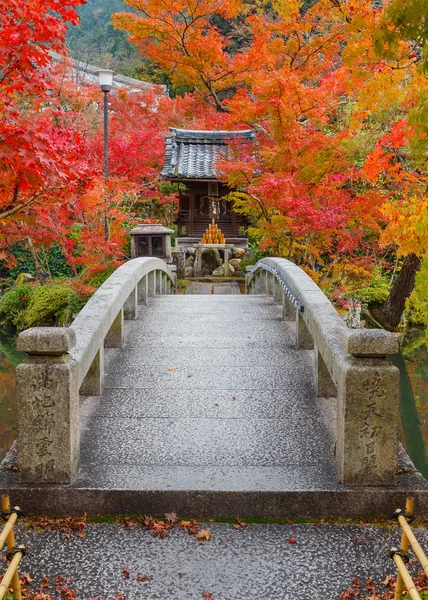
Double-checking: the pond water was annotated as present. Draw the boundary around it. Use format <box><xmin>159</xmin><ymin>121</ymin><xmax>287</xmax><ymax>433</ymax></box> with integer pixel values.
<box><xmin>0</xmin><ymin>329</ymin><xmax>25</xmax><ymax>459</ymax></box>
<box><xmin>1</xmin><ymin>327</ymin><xmax>428</xmax><ymax>474</ymax></box>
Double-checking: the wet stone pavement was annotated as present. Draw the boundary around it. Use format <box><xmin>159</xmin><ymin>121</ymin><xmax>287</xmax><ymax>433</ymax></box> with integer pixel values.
<box><xmin>3</xmin><ymin>521</ymin><xmax>426</xmax><ymax>599</ymax></box>
<box><xmin>74</xmin><ymin>292</ymin><xmax>337</xmax><ymax>493</ymax></box>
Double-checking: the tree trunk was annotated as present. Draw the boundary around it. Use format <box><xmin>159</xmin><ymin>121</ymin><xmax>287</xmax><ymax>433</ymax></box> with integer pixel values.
<box><xmin>27</xmin><ymin>236</ymin><xmax>43</xmax><ymax>281</ymax></box>
<box><xmin>373</xmin><ymin>253</ymin><xmax>421</xmax><ymax>329</ymax></box>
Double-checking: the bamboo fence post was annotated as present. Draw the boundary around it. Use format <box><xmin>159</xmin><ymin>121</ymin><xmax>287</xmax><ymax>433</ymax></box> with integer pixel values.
<box><xmin>397</xmin><ymin>517</ymin><xmax>428</xmax><ymax>577</ymax></box>
<box><xmin>391</xmin><ymin>548</ymin><xmax>421</xmax><ymax>600</ymax></box>
<box><xmin>0</xmin><ymin>553</ymin><xmax>24</xmax><ymax>600</ymax></box>
<box><xmin>1</xmin><ymin>496</ymin><xmax>22</xmax><ymax>600</ymax></box>
<box><xmin>394</xmin><ymin>497</ymin><xmax>414</xmax><ymax>600</ymax></box>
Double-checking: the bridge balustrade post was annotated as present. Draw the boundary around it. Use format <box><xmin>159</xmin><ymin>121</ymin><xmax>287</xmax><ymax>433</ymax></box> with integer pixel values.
<box><xmin>295</xmin><ymin>311</ymin><xmax>314</xmax><ymax>349</ymax></box>
<box><xmin>168</xmin><ymin>265</ymin><xmax>177</xmax><ymax>292</ymax></box>
<box><xmin>104</xmin><ymin>309</ymin><xmax>124</xmax><ymax>348</ymax></box>
<box><xmin>253</xmin><ymin>272</ymin><xmax>266</xmax><ymax>294</ymax></box>
<box><xmin>273</xmin><ymin>278</ymin><xmax>282</xmax><ymax>304</ymax></box>
<box><xmin>15</xmin><ymin>327</ymin><xmax>80</xmax><ymax>483</ymax></box>
<box><xmin>148</xmin><ymin>271</ymin><xmax>156</xmax><ymax>297</ymax></box>
<box><xmin>124</xmin><ymin>287</ymin><xmax>138</xmax><ymax>320</ymax></box>
<box><xmin>337</xmin><ymin>330</ymin><xmax>400</xmax><ymax>486</ymax></box>
<box><xmin>156</xmin><ymin>271</ymin><xmax>162</xmax><ymax>295</ymax></box>
<box><xmin>282</xmin><ymin>290</ymin><xmax>295</xmax><ymax>321</ymax></box>
<box><xmin>314</xmin><ymin>344</ymin><xmax>336</xmax><ymax>397</ymax></box>
<box><xmin>245</xmin><ymin>266</ymin><xmax>254</xmax><ymax>293</ymax></box>
<box><xmin>265</xmin><ymin>271</ymin><xmax>273</xmax><ymax>296</ymax></box>
<box><xmin>137</xmin><ymin>275</ymin><xmax>149</xmax><ymax>305</ymax></box>
<box><xmin>80</xmin><ymin>347</ymin><xmax>104</xmax><ymax>396</ymax></box>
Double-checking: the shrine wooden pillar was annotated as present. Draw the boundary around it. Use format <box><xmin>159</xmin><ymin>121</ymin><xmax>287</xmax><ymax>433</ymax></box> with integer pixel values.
<box><xmin>189</xmin><ymin>191</ymin><xmax>195</xmax><ymax>235</ymax></box>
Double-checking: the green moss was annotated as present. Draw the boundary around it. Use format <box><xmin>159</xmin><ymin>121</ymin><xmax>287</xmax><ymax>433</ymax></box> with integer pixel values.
<box><xmin>15</xmin><ymin>284</ymin><xmax>82</xmax><ymax>330</ymax></box>
<box><xmin>240</xmin><ymin>259</ymin><xmax>254</xmax><ymax>273</ymax></box>
<box><xmin>0</xmin><ymin>282</ymin><xmax>87</xmax><ymax>330</ymax></box>
<box><xmin>0</xmin><ymin>284</ymin><xmax>35</xmax><ymax>327</ymax></box>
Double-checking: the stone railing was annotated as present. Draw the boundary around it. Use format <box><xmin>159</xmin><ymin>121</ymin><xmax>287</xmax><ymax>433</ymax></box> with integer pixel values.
<box><xmin>246</xmin><ymin>258</ymin><xmax>400</xmax><ymax>487</ymax></box>
<box><xmin>15</xmin><ymin>258</ymin><xmax>176</xmax><ymax>484</ymax></box>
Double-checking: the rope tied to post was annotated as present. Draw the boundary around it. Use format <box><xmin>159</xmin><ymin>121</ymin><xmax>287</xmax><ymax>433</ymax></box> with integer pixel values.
<box><xmin>390</xmin><ymin>548</ymin><xmax>410</xmax><ymax>563</ymax></box>
<box><xmin>1</xmin><ymin>507</ymin><xmax>24</xmax><ymax>521</ymax></box>
<box><xmin>391</xmin><ymin>508</ymin><xmax>415</xmax><ymax>523</ymax></box>
<box><xmin>6</xmin><ymin>546</ymin><xmax>26</xmax><ymax>562</ymax></box>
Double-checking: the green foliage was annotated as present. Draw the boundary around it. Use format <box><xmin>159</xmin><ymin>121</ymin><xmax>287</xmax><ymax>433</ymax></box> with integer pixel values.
<box><xmin>247</xmin><ymin>229</ymin><xmax>270</xmax><ymax>262</ymax></box>
<box><xmin>376</xmin><ymin>0</ymin><xmax>428</xmax><ymax>71</ymax></box>
<box><xmin>0</xmin><ymin>285</ymin><xmax>35</xmax><ymax>327</ymax></box>
<box><xmin>15</xmin><ymin>284</ymin><xmax>80</xmax><ymax>330</ymax></box>
<box><xmin>409</xmin><ymin>255</ymin><xmax>428</xmax><ymax>348</ymax></box>
<box><xmin>86</xmin><ymin>265</ymin><xmax>118</xmax><ymax>288</ymax></box>
<box><xmin>7</xmin><ymin>243</ymin><xmax>73</xmax><ymax>279</ymax></box>
<box><xmin>66</xmin><ymin>0</ymin><xmax>155</xmax><ymax>79</ymax></box>
<box><xmin>239</xmin><ymin>259</ymin><xmax>253</xmax><ymax>273</ymax></box>
<box><xmin>354</xmin><ymin>267</ymin><xmax>391</xmax><ymax>304</ymax></box>
<box><xmin>0</xmin><ymin>283</ymin><xmax>87</xmax><ymax>330</ymax></box>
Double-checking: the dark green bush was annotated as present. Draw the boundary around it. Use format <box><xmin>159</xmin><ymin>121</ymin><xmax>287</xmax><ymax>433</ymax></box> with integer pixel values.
<box><xmin>7</xmin><ymin>243</ymin><xmax>74</xmax><ymax>279</ymax></box>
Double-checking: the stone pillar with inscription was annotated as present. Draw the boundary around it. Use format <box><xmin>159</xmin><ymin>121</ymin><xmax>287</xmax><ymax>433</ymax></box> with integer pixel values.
<box><xmin>337</xmin><ymin>329</ymin><xmax>400</xmax><ymax>486</ymax></box>
<box><xmin>16</xmin><ymin>327</ymin><xmax>80</xmax><ymax>484</ymax></box>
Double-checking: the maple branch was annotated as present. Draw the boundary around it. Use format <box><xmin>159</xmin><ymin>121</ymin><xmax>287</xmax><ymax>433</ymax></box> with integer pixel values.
<box><xmin>252</xmin><ymin>123</ymin><xmax>271</xmax><ymax>139</ymax></box>
<box><xmin>0</xmin><ymin>196</ymin><xmax>37</xmax><ymax>221</ymax></box>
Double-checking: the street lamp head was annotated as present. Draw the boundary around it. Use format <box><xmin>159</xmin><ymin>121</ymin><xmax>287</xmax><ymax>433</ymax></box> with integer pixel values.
<box><xmin>97</xmin><ymin>69</ymin><xmax>114</xmax><ymax>92</ymax></box>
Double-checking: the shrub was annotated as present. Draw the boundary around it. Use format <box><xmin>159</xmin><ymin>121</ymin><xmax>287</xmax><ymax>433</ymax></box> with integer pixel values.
<box><xmin>85</xmin><ymin>264</ymin><xmax>118</xmax><ymax>288</ymax></box>
<box><xmin>0</xmin><ymin>284</ymin><xmax>36</xmax><ymax>327</ymax></box>
<box><xmin>353</xmin><ymin>267</ymin><xmax>390</xmax><ymax>304</ymax></box>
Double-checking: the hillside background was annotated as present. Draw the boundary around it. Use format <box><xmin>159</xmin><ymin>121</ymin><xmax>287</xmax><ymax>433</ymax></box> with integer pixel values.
<box><xmin>66</xmin><ymin>0</ymin><xmax>317</xmax><ymax>84</ymax></box>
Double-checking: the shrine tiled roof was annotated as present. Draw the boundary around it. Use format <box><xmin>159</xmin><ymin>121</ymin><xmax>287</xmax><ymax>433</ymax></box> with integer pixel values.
<box><xmin>161</xmin><ymin>128</ymin><xmax>255</xmax><ymax>180</ymax></box>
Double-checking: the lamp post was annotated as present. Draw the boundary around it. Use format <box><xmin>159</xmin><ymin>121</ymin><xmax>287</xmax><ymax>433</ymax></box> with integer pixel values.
<box><xmin>97</xmin><ymin>69</ymin><xmax>114</xmax><ymax>240</ymax></box>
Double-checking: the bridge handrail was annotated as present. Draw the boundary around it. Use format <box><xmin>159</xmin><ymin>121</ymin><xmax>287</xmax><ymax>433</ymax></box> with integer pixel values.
<box><xmin>248</xmin><ymin>257</ymin><xmax>399</xmax><ymax>384</ymax></box>
<box><xmin>69</xmin><ymin>257</ymin><xmax>175</xmax><ymax>388</ymax></box>
<box><xmin>250</xmin><ymin>261</ymin><xmax>305</xmax><ymax>313</ymax></box>
<box><xmin>15</xmin><ymin>257</ymin><xmax>176</xmax><ymax>484</ymax></box>
<box><xmin>247</xmin><ymin>257</ymin><xmax>401</xmax><ymax>487</ymax></box>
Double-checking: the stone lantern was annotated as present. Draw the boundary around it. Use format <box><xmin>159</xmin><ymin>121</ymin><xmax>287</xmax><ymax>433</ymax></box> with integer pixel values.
<box><xmin>129</xmin><ymin>224</ymin><xmax>174</xmax><ymax>263</ymax></box>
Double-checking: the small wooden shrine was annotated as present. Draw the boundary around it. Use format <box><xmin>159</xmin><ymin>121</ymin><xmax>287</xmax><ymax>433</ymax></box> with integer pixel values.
<box><xmin>161</xmin><ymin>128</ymin><xmax>255</xmax><ymax>248</ymax></box>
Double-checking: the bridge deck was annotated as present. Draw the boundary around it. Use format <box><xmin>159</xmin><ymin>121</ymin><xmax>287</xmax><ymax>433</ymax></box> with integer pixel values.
<box><xmin>76</xmin><ymin>295</ymin><xmax>338</xmax><ymax>492</ymax></box>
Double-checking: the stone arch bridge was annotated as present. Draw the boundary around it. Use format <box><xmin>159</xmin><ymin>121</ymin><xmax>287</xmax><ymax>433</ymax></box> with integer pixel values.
<box><xmin>2</xmin><ymin>257</ymin><xmax>427</xmax><ymax>518</ymax></box>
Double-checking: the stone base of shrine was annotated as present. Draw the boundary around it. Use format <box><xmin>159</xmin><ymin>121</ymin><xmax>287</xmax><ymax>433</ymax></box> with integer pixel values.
<box><xmin>176</xmin><ymin>237</ymin><xmax>248</xmax><ymax>250</ymax></box>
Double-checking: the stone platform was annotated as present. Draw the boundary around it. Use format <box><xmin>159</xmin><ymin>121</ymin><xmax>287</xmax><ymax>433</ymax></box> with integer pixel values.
<box><xmin>3</xmin><ymin>521</ymin><xmax>428</xmax><ymax>599</ymax></box>
<box><xmin>1</xmin><ymin>295</ymin><xmax>428</xmax><ymax>517</ymax></box>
